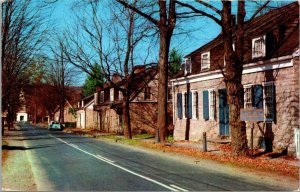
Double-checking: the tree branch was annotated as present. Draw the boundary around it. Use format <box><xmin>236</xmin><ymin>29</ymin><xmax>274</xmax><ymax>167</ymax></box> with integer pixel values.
<box><xmin>115</xmin><ymin>0</ymin><xmax>159</xmax><ymax>26</ymax></box>
<box><xmin>175</xmin><ymin>0</ymin><xmax>221</xmax><ymax>25</ymax></box>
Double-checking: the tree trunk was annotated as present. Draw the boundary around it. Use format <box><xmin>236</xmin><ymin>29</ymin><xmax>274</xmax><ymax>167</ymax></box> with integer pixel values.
<box><xmin>157</xmin><ymin>30</ymin><xmax>171</xmax><ymax>142</ymax></box>
<box><xmin>123</xmin><ymin>92</ymin><xmax>132</xmax><ymax>139</ymax></box>
<box><xmin>227</xmin><ymin>81</ymin><xmax>248</xmax><ymax>156</ymax></box>
<box><xmin>222</xmin><ymin>1</ymin><xmax>248</xmax><ymax>156</ymax></box>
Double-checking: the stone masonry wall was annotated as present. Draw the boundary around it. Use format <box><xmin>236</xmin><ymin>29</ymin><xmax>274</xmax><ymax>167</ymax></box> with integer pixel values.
<box><xmin>129</xmin><ymin>102</ymin><xmax>173</xmax><ymax>135</ymax></box>
<box><xmin>173</xmin><ymin>59</ymin><xmax>299</xmax><ymax>154</ymax></box>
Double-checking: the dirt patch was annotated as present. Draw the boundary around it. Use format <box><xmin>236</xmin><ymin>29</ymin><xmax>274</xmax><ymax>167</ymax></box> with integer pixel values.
<box><xmin>2</xmin><ymin>141</ymin><xmax>9</xmax><ymax>165</ymax></box>
<box><xmin>2</xmin><ymin>150</ymin><xmax>8</xmax><ymax>165</ymax></box>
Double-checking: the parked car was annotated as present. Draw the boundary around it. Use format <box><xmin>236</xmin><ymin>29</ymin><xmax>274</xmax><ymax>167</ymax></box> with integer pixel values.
<box><xmin>48</xmin><ymin>121</ymin><xmax>64</xmax><ymax>131</ymax></box>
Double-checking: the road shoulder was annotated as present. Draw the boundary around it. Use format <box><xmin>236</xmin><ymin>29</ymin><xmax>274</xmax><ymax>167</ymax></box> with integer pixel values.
<box><xmin>2</xmin><ymin>139</ymin><xmax>37</xmax><ymax>191</ymax></box>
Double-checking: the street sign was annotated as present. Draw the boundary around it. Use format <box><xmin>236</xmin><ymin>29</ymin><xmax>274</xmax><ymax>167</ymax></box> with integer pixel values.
<box><xmin>240</xmin><ymin>107</ymin><xmax>264</xmax><ymax>157</ymax></box>
<box><xmin>240</xmin><ymin>108</ymin><xmax>264</xmax><ymax>122</ymax></box>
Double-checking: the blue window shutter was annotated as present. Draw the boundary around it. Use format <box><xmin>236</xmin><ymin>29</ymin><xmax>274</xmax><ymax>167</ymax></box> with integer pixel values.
<box><xmin>177</xmin><ymin>93</ymin><xmax>182</xmax><ymax>119</ymax></box>
<box><xmin>203</xmin><ymin>90</ymin><xmax>209</xmax><ymax>120</ymax></box>
<box><xmin>188</xmin><ymin>92</ymin><xmax>193</xmax><ymax>118</ymax></box>
<box><xmin>253</xmin><ymin>85</ymin><xmax>263</xmax><ymax>109</ymax></box>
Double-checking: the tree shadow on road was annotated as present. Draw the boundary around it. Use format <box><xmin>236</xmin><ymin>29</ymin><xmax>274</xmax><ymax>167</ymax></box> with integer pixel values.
<box><xmin>2</xmin><ymin>144</ymin><xmax>61</xmax><ymax>150</ymax></box>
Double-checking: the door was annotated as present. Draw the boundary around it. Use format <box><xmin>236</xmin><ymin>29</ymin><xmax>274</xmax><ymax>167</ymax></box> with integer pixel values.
<box><xmin>219</xmin><ymin>89</ymin><xmax>229</xmax><ymax>136</ymax></box>
<box><xmin>20</xmin><ymin>116</ymin><xmax>24</xmax><ymax>121</ymax></box>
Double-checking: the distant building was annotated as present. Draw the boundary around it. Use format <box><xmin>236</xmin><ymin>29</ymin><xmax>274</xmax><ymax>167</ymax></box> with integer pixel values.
<box><xmin>93</xmin><ymin>66</ymin><xmax>173</xmax><ymax>134</ymax></box>
<box><xmin>53</xmin><ymin>100</ymin><xmax>77</xmax><ymax>123</ymax></box>
<box><xmin>76</xmin><ymin>95</ymin><xmax>99</xmax><ymax>129</ymax></box>
<box><xmin>16</xmin><ymin>90</ymin><xmax>28</xmax><ymax>122</ymax></box>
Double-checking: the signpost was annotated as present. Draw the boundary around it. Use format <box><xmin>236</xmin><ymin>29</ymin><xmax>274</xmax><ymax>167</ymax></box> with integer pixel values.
<box><xmin>240</xmin><ymin>107</ymin><xmax>264</xmax><ymax>157</ymax></box>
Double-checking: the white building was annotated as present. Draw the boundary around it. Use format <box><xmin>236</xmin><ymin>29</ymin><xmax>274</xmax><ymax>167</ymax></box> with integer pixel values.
<box><xmin>16</xmin><ymin>90</ymin><xmax>28</xmax><ymax>122</ymax></box>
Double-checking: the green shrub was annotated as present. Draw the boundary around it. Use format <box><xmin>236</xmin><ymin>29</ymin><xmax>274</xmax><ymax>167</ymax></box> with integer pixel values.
<box><xmin>64</xmin><ymin>122</ymin><xmax>76</xmax><ymax>128</ymax></box>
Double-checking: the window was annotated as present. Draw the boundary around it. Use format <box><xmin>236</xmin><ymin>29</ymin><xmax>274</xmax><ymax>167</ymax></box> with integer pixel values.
<box><xmin>252</xmin><ymin>35</ymin><xmax>266</xmax><ymax>58</ymax></box>
<box><xmin>184</xmin><ymin>57</ymin><xmax>191</xmax><ymax>75</ymax></box>
<box><xmin>263</xmin><ymin>82</ymin><xmax>274</xmax><ymax>121</ymax></box>
<box><xmin>203</xmin><ymin>90</ymin><xmax>215</xmax><ymax>120</ymax></box>
<box><xmin>244</xmin><ymin>85</ymin><xmax>253</xmax><ymax>109</ymax></box>
<box><xmin>144</xmin><ymin>86</ymin><xmax>151</xmax><ymax>100</ymax></box>
<box><xmin>192</xmin><ymin>91</ymin><xmax>198</xmax><ymax>119</ymax></box>
<box><xmin>100</xmin><ymin>91</ymin><xmax>104</xmax><ymax>103</ymax></box>
<box><xmin>177</xmin><ymin>93</ymin><xmax>183</xmax><ymax>119</ymax></box>
<box><xmin>110</xmin><ymin>88</ymin><xmax>114</xmax><ymax>102</ymax></box>
<box><xmin>243</xmin><ymin>83</ymin><xmax>275</xmax><ymax>121</ymax></box>
<box><xmin>119</xmin><ymin>91</ymin><xmax>123</xmax><ymax>101</ymax></box>
<box><xmin>209</xmin><ymin>90</ymin><xmax>216</xmax><ymax>120</ymax></box>
<box><xmin>201</xmin><ymin>52</ymin><xmax>210</xmax><ymax>70</ymax></box>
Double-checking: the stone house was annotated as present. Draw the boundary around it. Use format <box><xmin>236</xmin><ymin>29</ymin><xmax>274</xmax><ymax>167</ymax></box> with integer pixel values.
<box><xmin>94</xmin><ymin>66</ymin><xmax>173</xmax><ymax>134</ymax></box>
<box><xmin>53</xmin><ymin>100</ymin><xmax>77</xmax><ymax>123</ymax></box>
<box><xmin>171</xmin><ymin>2</ymin><xmax>299</xmax><ymax>155</ymax></box>
<box><xmin>76</xmin><ymin>95</ymin><xmax>99</xmax><ymax>129</ymax></box>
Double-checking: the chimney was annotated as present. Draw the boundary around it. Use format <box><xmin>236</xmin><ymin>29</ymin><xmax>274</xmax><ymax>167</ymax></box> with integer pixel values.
<box><xmin>103</xmin><ymin>83</ymin><xmax>110</xmax><ymax>89</ymax></box>
<box><xmin>96</xmin><ymin>86</ymin><xmax>102</xmax><ymax>92</ymax></box>
<box><xmin>133</xmin><ymin>65</ymin><xmax>146</xmax><ymax>74</ymax></box>
<box><xmin>112</xmin><ymin>73</ymin><xmax>122</xmax><ymax>83</ymax></box>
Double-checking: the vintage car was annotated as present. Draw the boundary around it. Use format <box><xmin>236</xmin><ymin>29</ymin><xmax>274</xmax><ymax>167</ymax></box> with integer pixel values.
<box><xmin>48</xmin><ymin>121</ymin><xmax>64</xmax><ymax>131</ymax></box>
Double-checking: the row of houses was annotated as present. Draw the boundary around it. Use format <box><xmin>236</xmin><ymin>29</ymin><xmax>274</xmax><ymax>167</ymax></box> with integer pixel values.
<box><xmin>57</xmin><ymin>2</ymin><xmax>299</xmax><ymax>157</ymax></box>
<box><xmin>76</xmin><ymin>66</ymin><xmax>173</xmax><ymax>134</ymax></box>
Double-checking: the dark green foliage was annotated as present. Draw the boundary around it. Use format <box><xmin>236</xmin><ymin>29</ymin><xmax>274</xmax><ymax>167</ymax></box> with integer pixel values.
<box><xmin>169</xmin><ymin>48</ymin><xmax>182</xmax><ymax>77</ymax></box>
<box><xmin>82</xmin><ymin>64</ymin><xmax>104</xmax><ymax>98</ymax></box>
<box><xmin>64</xmin><ymin>122</ymin><xmax>76</xmax><ymax>128</ymax></box>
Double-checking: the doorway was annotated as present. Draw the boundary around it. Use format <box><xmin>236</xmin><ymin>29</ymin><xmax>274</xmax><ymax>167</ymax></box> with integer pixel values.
<box><xmin>219</xmin><ymin>89</ymin><xmax>229</xmax><ymax>136</ymax></box>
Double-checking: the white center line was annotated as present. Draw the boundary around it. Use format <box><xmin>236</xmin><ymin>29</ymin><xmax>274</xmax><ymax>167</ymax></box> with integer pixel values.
<box><xmin>96</xmin><ymin>155</ymin><xmax>115</xmax><ymax>163</ymax></box>
<box><xmin>170</xmin><ymin>184</ymin><xmax>188</xmax><ymax>192</ymax></box>
<box><xmin>49</xmin><ymin>134</ymin><xmax>185</xmax><ymax>191</ymax></box>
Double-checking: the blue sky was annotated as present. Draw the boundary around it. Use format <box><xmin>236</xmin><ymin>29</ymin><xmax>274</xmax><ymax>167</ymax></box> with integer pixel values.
<box><xmin>45</xmin><ymin>0</ymin><xmax>295</xmax><ymax>85</ymax></box>
<box><xmin>48</xmin><ymin>0</ymin><xmax>221</xmax><ymax>58</ymax></box>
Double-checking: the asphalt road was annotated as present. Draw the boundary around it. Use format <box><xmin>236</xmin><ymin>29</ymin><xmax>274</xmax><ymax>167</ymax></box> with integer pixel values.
<box><xmin>6</xmin><ymin>123</ymin><xmax>295</xmax><ymax>191</ymax></box>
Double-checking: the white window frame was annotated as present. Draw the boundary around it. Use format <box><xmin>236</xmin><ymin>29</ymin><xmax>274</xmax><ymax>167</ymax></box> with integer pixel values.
<box><xmin>119</xmin><ymin>91</ymin><xmax>123</xmax><ymax>101</ymax></box>
<box><xmin>110</xmin><ymin>88</ymin><xmax>114</xmax><ymax>102</ymax></box>
<box><xmin>244</xmin><ymin>84</ymin><xmax>253</xmax><ymax>109</ymax></box>
<box><xmin>252</xmin><ymin>35</ymin><xmax>266</xmax><ymax>59</ymax></box>
<box><xmin>208</xmin><ymin>89</ymin><xmax>216</xmax><ymax>120</ymax></box>
<box><xmin>184</xmin><ymin>57</ymin><xmax>191</xmax><ymax>75</ymax></box>
<box><xmin>263</xmin><ymin>81</ymin><xmax>274</xmax><ymax>122</ymax></box>
<box><xmin>192</xmin><ymin>90</ymin><xmax>198</xmax><ymax>119</ymax></box>
<box><xmin>201</xmin><ymin>51</ymin><xmax>210</xmax><ymax>71</ymax></box>
<box><xmin>100</xmin><ymin>91</ymin><xmax>104</xmax><ymax>103</ymax></box>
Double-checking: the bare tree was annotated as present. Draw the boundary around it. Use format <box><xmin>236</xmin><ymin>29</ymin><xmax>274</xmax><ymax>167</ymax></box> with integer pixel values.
<box><xmin>47</xmin><ymin>38</ymin><xmax>77</xmax><ymax>123</ymax></box>
<box><xmin>116</xmin><ymin>0</ymin><xmax>177</xmax><ymax>142</ymax></box>
<box><xmin>61</xmin><ymin>1</ymin><xmax>155</xmax><ymax>139</ymax></box>
<box><xmin>175</xmin><ymin>0</ymin><xmax>275</xmax><ymax>156</ymax></box>
<box><xmin>2</xmin><ymin>0</ymin><xmax>49</xmax><ymax>129</ymax></box>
